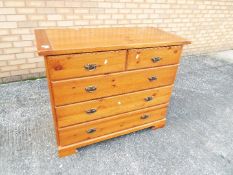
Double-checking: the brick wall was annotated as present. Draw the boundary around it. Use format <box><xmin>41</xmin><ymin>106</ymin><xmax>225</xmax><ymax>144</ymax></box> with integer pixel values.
<box><xmin>0</xmin><ymin>0</ymin><xmax>233</xmax><ymax>83</ymax></box>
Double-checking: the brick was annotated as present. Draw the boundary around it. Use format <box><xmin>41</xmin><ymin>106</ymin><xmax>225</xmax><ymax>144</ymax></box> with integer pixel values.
<box><xmin>23</xmin><ymin>46</ymin><xmax>36</xmax><ymax>52</ymax></box>
<box><xmin>0</xmin><ymin>71</ymin><xmax>10</xmax><ymax>78</ymax></box>
<box><xmin>74</xmin><ymin>9</ymin><xmax>89</xmax><ymax>14</ymax></box>
<box><xmin>11</xmin><ymin>28</ymin><xmax>31</xmax><ymax>34</ymax></box>
<box><xmin>6</xmin><ymin>15</ymin><xmax>26</xmax><ymax>21</ymax></box>
<box><xmin>0</xmin><ymin>22</ymin><xmax>17</xmax><ymax>28</ymax></box>
<box><xmin>74</xmin><ymin>20</ymin><xmax>89</xmax><ymax>26</ymax></box>
<box><xmin>8</xmin><ymin>59</ymin><xmax>26</xmax><ymax>65</ymax></box>
<box><xmin>28</xmin><ymin>15</ymin><xmax>45</xmax><ymax>20</ymax></box>
<box><xmin>4</xmin><ymin>48</ymin><xmax>22</xmax><ymax>54</ymax></box>
<box><xmin>21</xmin><ymin>34</ymin><xmax>34</xmax><ymax>41</ymax></box>
<box><xmin>57</xmin><ymin>21</ymin><xmax>74</xmax><ymax>27</ymax></box>
<box><xmin>65</xmin><ymin>1</ymin><xmax>81</xmax><ymax>7</ymax></box>
<box><xmin>13</xmin><ymin>41</ymin><xmax>32</xmax><ymax>47</ymax></box>
<box><xmin>1</xmin><ymin>65</ymin><xmax>18</xmax><ymax>71</ymax></box>
<box><xmin>98</xmin><ymin>2</ymin><xmax>111</xmax><ymax>8</ymax></box>
<box><xmin>65</xmin><ymin>15</ymin><xmax>81</xmax><ymax>20</ymax></box>
<box><xmin>0</xmin><ymin>54</ymin><xmax>15</xmax><ymax>61</ymax></box>
<box><xmin>0</xmin><ymin>61</ymin><xmax>7</xmax><ymax>66</ymax></box>
<box><xmin>0</xmin><ymin>15</ymin><xmax>6</xmax><ymax>21</ymax></box>
<box><xmin>0</xmin><ymin>8</ymin><xmax>16</xmax><ymax>14</ymax></box>
<box><xmin>46</xmin><ymin>1</ymin><xmax>65</xmax><ymax>7</ymax></box>
<box><xmin>0</xmin><ymin>29</ymin><xmax>9</xmax><ymax>36</ymax></box>
<box><xmin>4</xmin><ymin>1</ymin><xmax>25</xmax><ymax>7</ymax></box>
<box><xmin>30</xmin><ymin>68</ymin><xmax>45</xmax><ymax>73</ymax></box>
<box><xmin>11</xmin><ymin>69</ymin><xmax>29</xmax><ymax>76</ymax></box>
<box><xmin>56</xmin><ymin>8</ymin><xmax>72</xmax><ymax>14</ymax></box>
<box><xmin>47</xmin><ymin>15</ymin><xmax>63</xmax><ymax>21</ymax></box>
<box><xmin>16</xmin><ymin>53</ymin><xmax>34</xmax><ymax>59</ymax></box>
<box><xmin>27</xmin><ymin>57</ymin><xmax>43</xmax><ymax>63</ymax></box>
<box><xmin>38</xmin><ymin>21</ymin><xmax>56</xmax><ymax>27</ymax></box>
<box><xmin>0</xmin><ymin>35</ymin><xmax>20</xmax><ymax>42</ymax></box>
<box><xmin>37</xmin><ymin>8</ymin><xmax>56</xmax><ymax>14</ymax></box>
<box><xmin>18</xmin><ymin>21</ymin><xmax>37</xmax><ymax>28</ymax></box>
<box><xmin>20</xmin><ymin>63</ymin><xmax>36</xmax><ymax>69</ymax></box>
<box><xmin>0</xmin><ymin>42</ymin><xmax>12</xmax><ymax>49</ymax></box>
<box><xmin>26</xmin><ymin>1</ymin><xmax>46</xmax><ymax>7</ymax></box>
<box><xmin>17</xmin><ymin>8</ymin><xmax>36</xmax><ymax>14</ymax></box>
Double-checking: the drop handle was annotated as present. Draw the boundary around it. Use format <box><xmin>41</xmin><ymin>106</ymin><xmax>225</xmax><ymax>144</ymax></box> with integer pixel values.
<box><xmin>86</xmin><ymin>128</ymin><xmax>96</xmax><ymax>134</ymax></box>
<box><xmin>148</xmin><ymin>76</ymin><xmax>157</xmax><ymax>81</ymax></box>
<box><xmin>86</xmin><ymin>108</ymin><xmax>97</xmax><ymax>114</ymax></box>
<box><xmin>141</xmin><ymin>114</ymin><xmax>150</xmax><ymax>120</ymax></box>
<box><xmin>151</xmin><ymin>57</ymin><xmax>161</xmax><ymax>63</ymax></box>
<box><xmin>85</xmin><ymin>86</ymin><xmax>97</xmax><ymax>93</ymax></box>
<box><xmin>84</xmin><ymin>64</ymin><xmax>97</xmax><ymax>71</ymax></box>
<box><xmin>144</xmin><ymin>96</ymin><xmax>153</xmax><ymax>102</ymax></box>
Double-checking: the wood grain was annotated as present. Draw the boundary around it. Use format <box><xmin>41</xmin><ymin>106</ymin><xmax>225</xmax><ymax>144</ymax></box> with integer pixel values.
<box><xmin>58</xmin><ymin>118</ymin><xmax>166</xmax><ymax>157</ymax></box>
<box><xmin>58</xmin><ymin>105</ymin><xmax>167</xmax><ymax>146</ymax></box>
<box><xmin>47</xmin><ymin>50</ymin><xmax>126</xmax><ymax>80</ymax></box>
<box><xmin>52</xmin><ymin>65</ymin><xmax>178</xmax><ymax>106</ymax></box>
<box><xmin>56</xmin><ymin>85</ymin><xmax>173</xmax><ymax>127</ymax></box>
<box><xmin>127</xmin><ymin>46</ymin><xmax>182</xmax><ymax>70</ymax></box>
<box><xmin>35</xmin><ymin>27</ymin><xmax>191</xmax><ymax>56</ymax></box>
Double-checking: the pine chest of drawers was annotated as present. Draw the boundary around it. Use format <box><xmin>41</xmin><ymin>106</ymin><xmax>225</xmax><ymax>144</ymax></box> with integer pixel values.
<box><xmin>35</xmin><ymin>27</ymin><xmax>190</xmax><ymax>157</ymax></box>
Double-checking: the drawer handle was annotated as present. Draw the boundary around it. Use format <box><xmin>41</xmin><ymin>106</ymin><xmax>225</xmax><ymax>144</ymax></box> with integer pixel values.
<box><xmin>144</xmin><ymin>96</ymin><xmax>153</xmax><ymax>101</ymax></box>
<box><xmin>84</xmin><ymin>64</ymin><xmax>97</xmax><ymax>71</ymax></box>
<box><xmin>86</xmin><ymin>108</ymin><xmax>97</xmax><ymax>114</ymax></box>
<box><xmin>151</xmin><ymin>57</ymin><xmax>161</xmax><ymax>63</ymax></box>
<box><xmin>85</xmin><ymin>86</ymin><xmax>97</xmax><ymax>93</ymax></box>
<box><xmin>87</xmin><ymin>128</ymin><xmax>96</xmax><ymax>134</ymax></box>
<box><xmin>148</xmin><ymin>76</ymin><xmax>157</xmax><ymax>81</ymax></box>
<box><xmin>141</xmin><ymin>114</ymin><xmax>150</xmax><ymax>120</ymax></box>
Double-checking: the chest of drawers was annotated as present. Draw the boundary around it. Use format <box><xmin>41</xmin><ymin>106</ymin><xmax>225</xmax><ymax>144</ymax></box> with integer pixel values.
<box><xmin>35</xmin><ymin>27</ymin><xmax>190</xmax><ymax>157</ymax></box>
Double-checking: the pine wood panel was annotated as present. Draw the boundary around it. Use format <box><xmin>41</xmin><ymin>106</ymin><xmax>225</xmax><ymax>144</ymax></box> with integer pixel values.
<box><xmin>58</xmin><ymin>118</ymin><xmax>166</xmax><ymax>157</ymax></box>
<box><xmin>47</xmin><ymin>50</ymin><xmax>126</xmax><ymax>80</ymax></box>
<box><xmin>52</xmin><ymin>65</ymin><xmax>178</xmax><ymax>106</ymax></box>
<box><xmin>59</xmin><ymin>105</ymin><xmax>167</xmax><ymax>146</ymax></box>
<box><xmin>127</xmin><ymin>46</ymin><xmax>182</xmax><ymax>70</ymax></box>
<box><xmin>35</xmin><ymin>27</ymin><xmax>191</xmax><ymax>56</ymax></box>
<box><xmin>56</xmin><ymin>85</ymin><xmax>173</xmax><ymax>127</ymax></box>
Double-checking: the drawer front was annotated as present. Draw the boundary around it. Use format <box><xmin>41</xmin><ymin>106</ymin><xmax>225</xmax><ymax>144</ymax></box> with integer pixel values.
<box><xmin>52</xmin><ymin>65</ymin><xmax>178</xmax><ymax>106</ymax></box>
<box><xmin>47</xmin><ymin>50</ymin><xmax>126</xmax><ymax>80</ymax></box>
<box><xmin>127</xmin><ymin>46</ymin><xmax>182</xmax><ymax>70</ymax></box>
<box><xmin>59</xmin><ymin>105</ymin><xmax>167</xmax><ymax>146</ymax></box>
<box><xmin>56</xmin><ymin>86</ymin><xmax>173</xmax><ymax>127</ymax></box>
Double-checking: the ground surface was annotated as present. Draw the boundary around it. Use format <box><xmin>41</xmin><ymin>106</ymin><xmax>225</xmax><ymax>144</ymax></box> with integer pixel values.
<box><xmin>0</xmin><ymin>52</ymin><xmax>233</xmax><ymax>175</ymax></box>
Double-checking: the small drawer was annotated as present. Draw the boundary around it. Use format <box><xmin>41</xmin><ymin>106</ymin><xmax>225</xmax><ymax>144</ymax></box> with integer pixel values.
<box><xmin>52</xmin><ymin>65</ymin><xmax>178</xmax><ymax>106</ymax></box>
<box><xmin>47</xmin><ymin>50</ymin><xmax>126</xmax><ymax>80</ymax></box>
<box><xmin>127</xmin><ymin>46</ymin><xmax>182</xmax><ymax>70</ymax></box>
<box><xmin>58</xmin><ymin>105</ymin><xmax>167</xmax><ymax>146</ymax></box>
<box><xmin>56</xmin><ymin>86</ymin><xmax>173</xmax><ymax>127</ymax></box>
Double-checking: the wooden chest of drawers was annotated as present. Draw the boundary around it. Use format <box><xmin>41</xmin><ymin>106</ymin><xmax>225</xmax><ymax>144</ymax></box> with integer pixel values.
<box><xmin>35</xmin><ymin>27</ymin><xmax>190</xmax><ymax>157</ymax></box>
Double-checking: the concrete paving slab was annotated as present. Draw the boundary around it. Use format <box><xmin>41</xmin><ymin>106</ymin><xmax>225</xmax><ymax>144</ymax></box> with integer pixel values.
<box><xmin>208</xmin><ymin>50</ymin><xmax>233</xmax><ymax>64</ymax></box>
<box><xmin>0</xmin><ymin>54</ymin><xmax>233</xmax><ymax>175</ymax></box>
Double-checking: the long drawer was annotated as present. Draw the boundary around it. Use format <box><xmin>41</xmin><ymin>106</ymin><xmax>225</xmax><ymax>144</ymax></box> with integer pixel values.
<box><xmin>56</xmin><ymin>85</ymin><xmax>173</xmax><ymax>127</ymax></box>
<box><xmin>47</xmin><ymin>50</ymin><xmax>126</xmax><ymax>80</ymax></box>
<box><xmin>58</xmin><ymin>105</ymin><xmax>167</xmax><ymax>146</ymax></box>
<box><xmin>52</xmin><ymin>65</ymin><xmax>178</xmax><ymax>106</ymax></box>
<box><xmin>127</xmin><ymin>46</ymin><xmax>182</xmax><ymax>70</ymax></box>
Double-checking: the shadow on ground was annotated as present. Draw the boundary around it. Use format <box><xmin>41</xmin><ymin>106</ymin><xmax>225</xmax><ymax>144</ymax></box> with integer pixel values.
<box><xmin>0</xmin><ymin>53</ymin><xmax>233</xmax><ymax>175</ymax></box>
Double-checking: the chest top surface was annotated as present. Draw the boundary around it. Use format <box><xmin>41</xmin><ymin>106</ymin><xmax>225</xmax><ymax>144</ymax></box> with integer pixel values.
<box><xmin>35</xmin><ymin>27</ymin><xmax>190</xmax><ymax>56</ymax></box>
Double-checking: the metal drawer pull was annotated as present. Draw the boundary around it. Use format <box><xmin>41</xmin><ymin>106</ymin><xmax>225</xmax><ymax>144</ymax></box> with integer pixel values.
<box><xmin>84</xmin><ymin>64</ymin><xmax>97</xmax><ymax>71</ymax></box>
<box><xmin>151</xmin><ymin>57</ymin><xmax>161</xmax><ymax>63</ymax></box>
<box><xmin>144</xmin><ymin>96</ymin><xmax>153</xmax><ymax>101</ymax></box>
<box><xmin>141</xmin><ymin>114</ymin><xmax>150</xmax><ymax>119</ymax></box>
<box><xmin>87</xmin><ymin>128</ymin><xmax>96</xmax><ymax>134</ymax></box>
<box><xmin>148</xmin><ymin>76</ymin><xmax>157</xmax><ymax>81</ymax></box>
<box><xmin>85</xmin><ymin>86</ymin><xmax>97</xmax><ymax>93</ymax></box>
<box><xmin>86</xmin><ymin>108</ymin><xmax>97</xmax><ymax>114</ymax></box>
